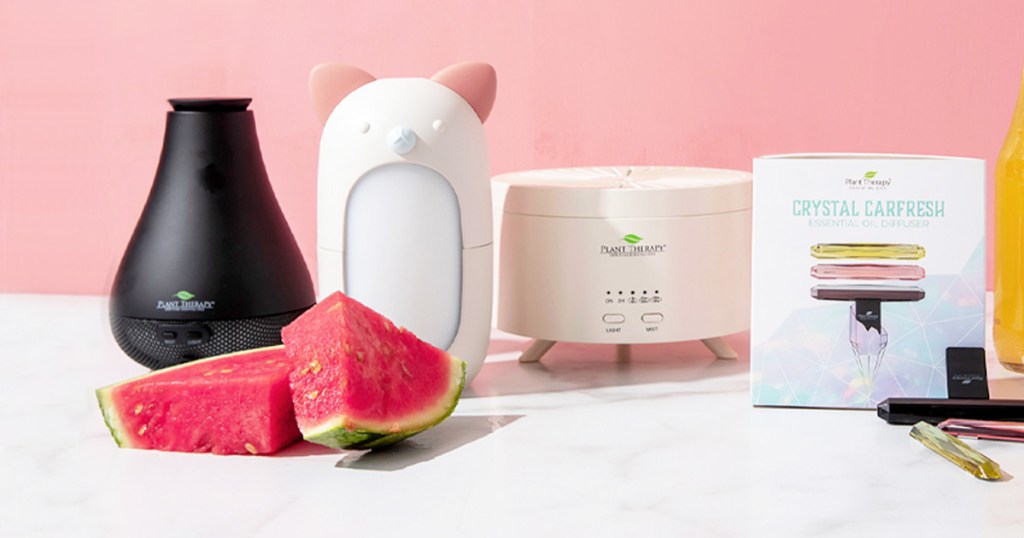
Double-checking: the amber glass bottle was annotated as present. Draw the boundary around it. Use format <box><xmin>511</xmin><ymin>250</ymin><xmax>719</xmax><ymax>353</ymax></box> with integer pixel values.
<box><xmin>994</xmin><ymin>69</ymin><xmax>1024</xmax><ymax>374</ymax></box>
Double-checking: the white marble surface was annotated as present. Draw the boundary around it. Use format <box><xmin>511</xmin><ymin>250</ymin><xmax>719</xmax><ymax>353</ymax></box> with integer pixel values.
<box><xmin>2</xmin><ymin>293</ymin><xmax>1024</xmax><ymax>537</ymax></box>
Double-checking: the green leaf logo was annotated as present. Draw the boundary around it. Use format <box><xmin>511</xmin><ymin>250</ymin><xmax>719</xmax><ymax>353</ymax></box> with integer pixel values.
<box><xmin>174</xmin><ymin>290</ymin><xmax>196</xmax><ymax>301</ymax></box>
<box><xmin>864</xmin><ymin>171</ymin><xmax>877</xmax><ymax>179</ymax></box>
<box><xmin>623</xmin><ymin>234</ymin><xmax>643</xmax><ymax>245</ymax></box>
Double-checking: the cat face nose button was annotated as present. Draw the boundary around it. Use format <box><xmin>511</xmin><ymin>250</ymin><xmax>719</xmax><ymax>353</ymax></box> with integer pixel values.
<box><xmin>388</xmin><ymin>126</ymin><xmax>417</xmax><ymax>154</ymax></box>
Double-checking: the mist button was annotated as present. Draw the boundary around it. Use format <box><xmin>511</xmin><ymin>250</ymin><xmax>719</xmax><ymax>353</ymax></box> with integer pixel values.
<box><xmin>642</xmin><ymin>313</ymin><xmax>664</xmax><ymax>323</ymax></box>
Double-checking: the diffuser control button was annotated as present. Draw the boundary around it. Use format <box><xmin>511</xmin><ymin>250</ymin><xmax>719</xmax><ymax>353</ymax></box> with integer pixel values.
<box><xmin>642</xmin><ymin>313</ymin><xmax>664</xmax><ymax>324</ymax></box>
<box><xmin>157</xmin><ymin>324</ymin><xmax>211</xmax><ymax>346</ymax></box>
<box><xmin>603</xmin><ymin>313</ymin><xmax>625</xmax><ymax>324</ymax></box>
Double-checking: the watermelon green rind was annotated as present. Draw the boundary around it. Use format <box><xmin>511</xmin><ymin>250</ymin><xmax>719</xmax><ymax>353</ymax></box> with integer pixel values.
<box><xmin>305</xmin><ymin>426</ymin><xmax>415</xmax><ymax>451</ymax></box>
<box><xmin>95</xmin><ymin>345</ymin><xmax>289</xmax><ymax>452</ymax></box>
<box><xmin>97</xmin><ymin>344</ymin><xmax>286</xmax><ymax>391</ymax></box>
<box><xmin>96</xmin><ymin>388</ymin><xmax>129</xmax><ymax>448</ymax></box>
<box><xmin>302</xmin><ymin>358</ymin><xmax>466</xmax><ymax>450</ymax></box>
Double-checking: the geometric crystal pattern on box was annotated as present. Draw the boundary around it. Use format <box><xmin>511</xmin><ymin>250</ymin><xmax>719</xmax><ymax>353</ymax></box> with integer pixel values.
<box><xmin>849</xmin><ymin>302</ymin><xmax>888</xmax><ymax>389</ymax></box>
<box><xmin>752</xmin><ymin>242</ymin><xmax>985</xmax><ymax>408</ymax></box>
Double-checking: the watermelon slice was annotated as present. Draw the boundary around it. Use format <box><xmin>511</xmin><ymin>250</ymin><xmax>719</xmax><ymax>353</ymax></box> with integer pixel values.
<box><xmin>96</xmin><ymin>346</ymin><xmax>301</xmax><ymax>455</ymax></box>
<box><xmin>283</xmin><ymin>292</ymin><xmax>465</xmax><ymax>449</ymax></box>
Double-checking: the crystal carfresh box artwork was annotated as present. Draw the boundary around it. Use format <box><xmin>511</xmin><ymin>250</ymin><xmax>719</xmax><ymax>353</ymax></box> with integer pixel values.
<box><xmin>750</xmin><ymin>154</ymin><xmax>985</xmax><ymax>409</ymax></box>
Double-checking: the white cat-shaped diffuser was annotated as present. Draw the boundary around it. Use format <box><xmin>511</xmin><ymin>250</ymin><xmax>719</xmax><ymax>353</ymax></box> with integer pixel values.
<box><xmin>310</xmin><ymin>62</ymin><xmax>496</xmax><ymax>382</ymax></box>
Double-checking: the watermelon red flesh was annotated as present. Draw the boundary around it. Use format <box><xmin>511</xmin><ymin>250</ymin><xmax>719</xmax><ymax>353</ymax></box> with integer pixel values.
<box><xmin>96</xmin><ymin>346</ymin><xmax>301</xmax><ymax>455</ymax></box>
<box><xmin>283</xmin><ymin>292</ymin><xmax>465</xmax><ymax>449</ymax></box>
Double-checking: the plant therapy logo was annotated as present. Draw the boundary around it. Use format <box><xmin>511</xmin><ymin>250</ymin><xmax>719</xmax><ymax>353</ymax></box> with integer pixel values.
<box><xmin>601</xmin><ymin>234</ymin><xmax>666</xmax><ymax>257</ymax></box>
<box><xmin>157</xmin><ymin>290</ymin><xmax>216</xmax><ymax>313</ymax></box>
<box><xmin>845</xmin><ymin>170</ymin><xmax>892</xmax><ymax>191</ymax></box>
<box><xmin>857</xmin><ymin>309</ymin><xmax>880</xmax><ymax>323</ymax></box>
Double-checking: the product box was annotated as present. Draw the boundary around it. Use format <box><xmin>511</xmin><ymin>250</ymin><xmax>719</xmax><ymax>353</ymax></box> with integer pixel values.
<box><xmin>750</xmin><ymin>154</ymin><xmax>985</xmax><ymax>408</ymax></box>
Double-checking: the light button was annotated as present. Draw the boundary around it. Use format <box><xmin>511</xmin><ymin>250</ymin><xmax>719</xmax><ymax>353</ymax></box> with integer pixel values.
<box><xmin>642</xmin><ymin>313</ymin><xmax>664</xmax><ymax>324</ymax></box>
<box><xmin>186</xmin><ymin>331</ymin><xmax>204</xmax><ymax>345</ymax></box>
<box><xmin>603</xmin><ymin>313</ymin><xmax>625</xmax><ymax>324</ymax></box>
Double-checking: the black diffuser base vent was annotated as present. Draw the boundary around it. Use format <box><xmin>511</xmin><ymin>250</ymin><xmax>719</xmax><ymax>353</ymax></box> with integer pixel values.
<box><xmin>110</xmin><ymin>308</ymin><xmax>308</xmax><ymax>370</ymax></box>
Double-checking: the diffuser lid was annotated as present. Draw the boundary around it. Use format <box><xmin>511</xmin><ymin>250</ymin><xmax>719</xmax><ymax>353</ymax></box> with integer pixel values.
<box><xmin>169</xmin><ymin>98</ymin><xmax>252</xmax><ymax>112</ymax></box>
<box><xmin>493</xmin><ymin>166</ymin><xmax>751</xmax><ymax>218</ymax></box>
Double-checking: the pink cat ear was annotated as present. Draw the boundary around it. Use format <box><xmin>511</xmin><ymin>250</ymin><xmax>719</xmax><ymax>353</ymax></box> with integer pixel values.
<box><xmin>431</xmin><ymin>62</ymin><xmax>497</xmax><ymax>123</ymax></box>
<box><xmin>309</xmin><ymin>64</ymin><xmax>376</xmax><ymax>124</ymax></box>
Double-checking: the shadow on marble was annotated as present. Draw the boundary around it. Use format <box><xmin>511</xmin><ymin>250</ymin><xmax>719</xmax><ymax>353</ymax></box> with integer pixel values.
<box><xmin>465</xmin><ymin>334</ymin><xmax>750</xmax><ymax>398</ymax></box>
<box><xmin>332</xmin><ymin>415</ymin><xmax>523</xmax><ymax>471</ymax></box>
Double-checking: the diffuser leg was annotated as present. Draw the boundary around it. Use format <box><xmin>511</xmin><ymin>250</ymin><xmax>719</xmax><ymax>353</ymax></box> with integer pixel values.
<box><xmin>701</xmin><ymin>337</ymin><xmax>738</xmax><ymax>360</ymax></box>
<box><xmin>616</xmin><ymin>344</ymin><xmax>631</xmax><ymax>363</ymax></box>
<box><xmin>518</xmin><ymin>339</ymin><xmax>557</xmax><ymax>363</ymax></box>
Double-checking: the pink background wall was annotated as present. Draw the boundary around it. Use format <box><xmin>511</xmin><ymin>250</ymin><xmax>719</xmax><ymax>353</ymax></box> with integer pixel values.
<box><xmin>2</xmin><ymin>1</ymin><xmax>1023</xmax><ymax>295</ymax></box>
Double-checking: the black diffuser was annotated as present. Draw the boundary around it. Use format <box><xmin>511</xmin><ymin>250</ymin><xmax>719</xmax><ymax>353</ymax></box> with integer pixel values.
<box><xmin>110</xmin><ymin>98</ymin><xmax>315</xmax><ymax>369</ymax></box>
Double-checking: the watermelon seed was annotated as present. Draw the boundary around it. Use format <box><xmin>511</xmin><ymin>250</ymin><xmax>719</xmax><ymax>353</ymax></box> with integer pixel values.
<box><xmin>306</xmin><ymin>390</ymin><xmax>320</xmax><ymax>400</ymax></box>
<box><xmin>203</xmin><ymin>371</ymin><xmax>215</xmax><ymax>376</ymax></box>
<box><xmin>244</xmin><ymin>443</ymin><xmax>258</xmax><ymax>454</ymax></box>
<box><xmin>133</xmin><ymin>404</ymin><xmax>144</xmax><ymax>415</ymax></box>
<box><xmin>300</xmin><ymin>367</ymin><xmax>310</xmax><ymax>375</ymax></box>
<box><xmin>310</xmin><ymin>360</ymin><xmax>322</xmax><ymax>374</ymax></box>
<box><xmin>220</xmin><ymin>368</ymin><xmax>234</xmax><ymax>374</ymax></box>
<box><xmin>344</xmin><ymin>343</ymin><xmax>351</xmax><ymax>354</ymax></box>
<box><xmin>356</xmin><ymin>351</ymin><xmax>364</xmax><ymax>362</ymax></box>
<box><xmin>400</xmin><ymin>362</ymin><xmax>412</xmax><ymax>378</ymax></box>
<box><xmin>138</xmin><ymin>424</ymin><xmax>148</xmax><ymax>435</ymax></box>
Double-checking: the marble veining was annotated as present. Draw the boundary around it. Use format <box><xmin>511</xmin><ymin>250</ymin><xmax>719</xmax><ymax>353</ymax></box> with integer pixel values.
<box><xmin>1</xmin><ymin>294</ymin><xmax>1023</xmax><ymax>536</ymax></box>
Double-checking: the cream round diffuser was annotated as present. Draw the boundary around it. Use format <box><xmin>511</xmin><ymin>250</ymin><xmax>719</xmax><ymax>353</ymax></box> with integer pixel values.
<box><xmin>493</xmin><ymin>166</ymin><xmax>751</xmax><ymax>363</ymax></box>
